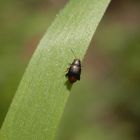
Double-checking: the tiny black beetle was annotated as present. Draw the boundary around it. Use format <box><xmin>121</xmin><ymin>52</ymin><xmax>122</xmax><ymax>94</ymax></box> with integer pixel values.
<box><xmin>65</xmin><ymin>59</ymin><xmax>81</xmax><ymax>84</ymax></box>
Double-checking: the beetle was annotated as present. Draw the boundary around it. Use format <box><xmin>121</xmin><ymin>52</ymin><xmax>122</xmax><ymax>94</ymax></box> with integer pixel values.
<box><xmin>65</xmin><ymin>58</ymin><xmax>81</xmax><ymax>84</ymax></box>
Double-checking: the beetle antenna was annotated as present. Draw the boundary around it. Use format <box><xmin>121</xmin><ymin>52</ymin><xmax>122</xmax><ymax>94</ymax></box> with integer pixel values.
<box><xmin>70</xmin><ymin>49</ymin><xmax>76</xmax><ymax>59</ymax></box>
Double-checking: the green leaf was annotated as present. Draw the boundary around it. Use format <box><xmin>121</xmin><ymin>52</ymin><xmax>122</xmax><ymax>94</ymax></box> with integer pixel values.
<box><xmin>0</xmin><ymin>0</ymin><xmax>111</xmax><ymax>140</ymax></box>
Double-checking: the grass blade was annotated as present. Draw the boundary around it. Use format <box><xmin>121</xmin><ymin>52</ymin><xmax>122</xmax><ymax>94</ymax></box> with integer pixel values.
<box><xmin>0</xmin><ymin>0</ymin><xmax>111</xmax><ymax>139</ymax></box>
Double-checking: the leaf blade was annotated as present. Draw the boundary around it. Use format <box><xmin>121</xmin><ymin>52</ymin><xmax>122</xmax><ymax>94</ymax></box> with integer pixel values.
<box><xmin>0</xmin><ymin>0</ymin><xmax>111</xmax><ymax>140</ymax></box>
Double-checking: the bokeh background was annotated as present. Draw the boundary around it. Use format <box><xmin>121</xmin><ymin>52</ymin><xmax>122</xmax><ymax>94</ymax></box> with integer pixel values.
<box><xmin>0</xmin><ymin>0</ymin><xmax>140</xmax><ymax>140</ymax></box>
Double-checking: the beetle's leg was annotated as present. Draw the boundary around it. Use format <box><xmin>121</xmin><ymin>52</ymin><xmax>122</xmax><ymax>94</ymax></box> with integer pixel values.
<box><xmin>65</xmin><ymin>67</ymin><xmax>69</xmax><ymax>72</ymax></box>
<box><xmin>65</xmin><ymin>72</ymin><xmax>69</xmax><ymax>77</ymax></box>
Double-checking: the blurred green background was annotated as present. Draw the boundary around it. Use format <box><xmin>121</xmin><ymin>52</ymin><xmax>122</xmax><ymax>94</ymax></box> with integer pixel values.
<box><xmin>0</xmin><ymin>0</ymin><xmax>140</xmax><ymax>140</ymax></box>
